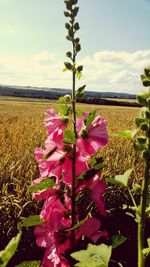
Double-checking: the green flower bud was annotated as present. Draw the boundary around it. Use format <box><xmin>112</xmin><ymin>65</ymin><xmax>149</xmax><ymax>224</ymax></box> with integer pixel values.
<box><xmin>142</xmin><ymin>149</ymin><xmax>150</xmax><ymax>160</ymax></box>
<box><xmin>140</xmin><ymin>123</ymin><xmax>149</xmax><ymax>131</ymax></box>
<box><xmin>77</xmin><ymin>65</ymin><xmax>83</xmax><ymax>72</ymax></box>
<box><xmin>66</xmin><ymin>51</ymin><xmax>72</xmax><ymax>58</ymax></box>
<box><xmin>72</xmin><ymin>6</ymin><xmax>79</xmax><ymax>17</ymax></box>
<box><xmin>144</xmin><ymin>66</ymin><xmax>150</xmax><ymax>79</ymax></box>
<box><xmin>73</xmin><ymin>22</ymin><xmax>80</xmax><ymax>30</ymax></box>
<box><xmin>146</xmin><ymin>129</ymin><xmax>150</xmax><ymax>138</ymax></box>
<box><xmin>147</xmin><ymin>98</ymin><xmax>150</xmax><ymax>106</ymax></box>
<box><xmin>66</xmin><ymin>35</ymin><xmax>71</xmax><ymax>41</ymax></box>
<box><xmin>75</xmin><ymin>37</ymin><xmax>80</xmax><ymax>43</ymax></box>
<box><xmin>65</xmin><ymin>23</ymin><xmax>70</xmax><ymax>30</ymax></box>
<box><xmin>145</xmin><ymin>111</ymin><xmax>150</xmax><ymax>119</ymax></box>
<box><xmin>66</xmin><ymin>3</ymin><xmax>72</xmax><ymax>10</ymax></box>
<box><xmin>135</xmin><ymin>117</ymin><xmax>145</xmax><ymax>127</ymax></box>
<box><xmin>76</xmin><ymin>43</ymin><xmax>81</xmax><ymax>52</ymax></box>
<box><xmin>64</xmin><ymin>62</ymin><xmax>72</xmax><ymax>70</ymax></box>
<box><xmin>64</xmin><ymin>11</ymin><xmax>70</xmax><ymax>17</ymax></box>
<box><xmin>72</xmin><ymin>0</ymin><xmax>78</xmax><ymax>4</ymax></box>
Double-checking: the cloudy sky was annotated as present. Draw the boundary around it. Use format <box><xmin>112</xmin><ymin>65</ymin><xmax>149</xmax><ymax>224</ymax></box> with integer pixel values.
<box><xmin>0</xmin><ymin>0</ymin><xmax>150</xmax><ymax>93</ymax></box>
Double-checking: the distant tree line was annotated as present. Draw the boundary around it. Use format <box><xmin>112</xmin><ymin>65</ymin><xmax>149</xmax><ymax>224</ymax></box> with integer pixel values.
<box><xmin>0</xmin><ymin>86</ymin><xmax>140</xmax><ymax>107</ymax></box>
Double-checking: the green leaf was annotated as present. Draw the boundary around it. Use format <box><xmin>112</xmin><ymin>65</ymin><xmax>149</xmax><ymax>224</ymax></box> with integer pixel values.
<box><xmin>58</xmin><ymin>104</ymin><xmax>69</xmax><ymax>116</ymax></box>
<box><xmin>71</xmin><ymin>243</ymin><xmax>112</xmax><ymax>267</ymax></box>
<box><xmin>65</xmin><ymin>218</ymin><xmax>87</xmax><ymax>232</ymax></box>
<box><xmin>134</xmin><ymin>137</ymin><xmax>147</xmax><ymax>151</ymax></box>
<box><xmin>112</xmin><ymin>235</ymin><xmax>127</xmax><ymax>249</ymax></box>
<box><xmin>142</xmin><ymin>238</ymin><xmax>150</xmax><ymax>257</ymax></box>
<box><xmin>135</xmin><ymin>117</ymin><xmax>146</xmax><ymax>127</ymax></box>
<box><xmin>57</xmin><ymin>95</ymin><xmax>71</xmax><ymax>103</ymax></box>
<box><xmin>76</xmin><ymin>85</ymin><xmax>86</xmax><ymax>99</ymax></box>
<box><xmin>115</xmin><ymin>129</ymin><xmax>137</xmax><ymax>139</ymax></box>
<box><xmin>77</xmin><ymin>71</ymin><xmax>83</xmax><ymax>79</ymax></box>
<box><xmin>42</xmin><ymin>146</ymin><xmax>57</xmax><ymax>160</ymax></box>
<box><xmin>21</xmin><ymin>215</ymin><xmax>44</xmax><ymax>227</ymax></box>
<box><xmin>144</xmin><ymin>67</ymin><xmax>150</xmax><ymax>79</ymax></box>
<box><xmin>93</xmin><ymin>161</ymin><xmax>107</xmax><ymax>170</ymax></box>
<box><xmin>0</xmin><ymin>231</ymin><xmax>22</xmax><ymax>267</ymax></box>
<box><xmin>85</xmin><ymin>110</ymin><xmax>97</xmax><ymax>127</ymax></box>
<box><xmin>106</xmin><ymin>169</ymin><xmax>133</xmax><ymax>187</ymax></box>
<box><xmin>64</xmin><ymin>129</ymin><xmax>75</xmax><ymax>144</ymax></box>
<box><xmin>15</xmin><ymin>261</ymin><xmax>41</xmax><ymax>267</ymax></box>
<box><xmin>28</xmin><ymin>177</ymin><xmax>56</xmax><ymax>193</ymax></box>
<box><xmin>141</xmin><ymin>75</ymin><xmax>150</xmax><ymax>87</ymax></box>
<box><xmin>137</xmin><ymin>92</ymin><xmax>150</xmax><ymax>106</ymax></box>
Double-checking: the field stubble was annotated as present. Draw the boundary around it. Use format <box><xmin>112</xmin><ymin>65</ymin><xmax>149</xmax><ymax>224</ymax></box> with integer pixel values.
<box><xmin>0</xmin><ymin>97</ymin><xmax>143</xmax><ymax>263</ymax></box>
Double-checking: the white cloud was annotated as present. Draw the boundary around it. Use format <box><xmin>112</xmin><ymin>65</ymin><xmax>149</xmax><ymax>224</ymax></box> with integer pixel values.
<box><xmin>0</xmin><ymin>50</ymin><xmax>150</xmax><ymax>93</ymax></box>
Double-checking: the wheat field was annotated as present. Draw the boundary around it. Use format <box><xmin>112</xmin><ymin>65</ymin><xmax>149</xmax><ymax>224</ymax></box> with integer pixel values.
<box><xmin>0</xmin><ymin>96</ymin><xmax>143</xmax><ymax>243</ymax></box>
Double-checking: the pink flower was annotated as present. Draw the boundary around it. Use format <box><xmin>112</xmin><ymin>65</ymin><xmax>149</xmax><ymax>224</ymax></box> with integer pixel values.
<box><xmin>35</xmin><ymin>226</ymin><xmax>71</xmax><ymax>267</ymax></box>
<box><xmin>77</xmin><ymin>115</ymin><xmax>108</xmax><ymax>157</ymax></box>
<box><xmin>41</xmin><ymin>196</ymin><xmax>67</xmax><ymax>232</ymax></box>
<box><xmin>34</xmin><ymin>147</ymin><xmax>65</xmax><ymax>179</ymax></box>
<box><xmin>59</xmin><ymin>153</ymin><xmax>89</xmax><ymax>185</ymax></box>
<box><xmin>40</xmin><ymin>241</ymin><xmax>70</xmax><ymax>267</ymax></box>
<box><xmin>76</xmin><ymin>216</ymin><xmax>108</xmax><ymax>243</ymax></box>
<box><xmin>44</xmin><ymin>109</ymin><xmax>65</xmax><ymax>136</ymax></box>
<box><xmin>87</xmin><ymin>175</ymin><xmax>107</xmax><ymax>216</ymax></box>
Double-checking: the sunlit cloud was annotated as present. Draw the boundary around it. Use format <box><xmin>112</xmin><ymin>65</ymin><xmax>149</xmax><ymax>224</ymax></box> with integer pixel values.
<box><xmin>0</xmin><ymin>50</ymin><xmax>150</xmax><ymax>93</ymax></box>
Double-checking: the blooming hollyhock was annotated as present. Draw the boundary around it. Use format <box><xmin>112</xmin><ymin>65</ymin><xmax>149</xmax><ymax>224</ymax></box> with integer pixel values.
<box><xmin>76</xmin><ymin>216</ymin><xmax>108</xmax><ymax>243</ymax></box>
<box><xmin>34</xmin><ymin>195</ymin><xmax>71</xmax><ymax>266</ymax></box>
<box><xmin>76</xmin><ymin>174</ymin><xmax>107</xmax><ymax>216</ymax></box>
<box><xmin>35</xmin><ymin>227</ymin><xmax>70</xmax><ymax>267</ymax></box>
<box><xmin>35</xmin><ymin>145</ymin><xmax>89</xmax><ymax>186</ymax></box>
<box><xmin>44</xmin><ymin>109</ymin><xmax>66</xmax><ymax>136</ymax></box>
<box><xmin>34</xmin><ymin>146</ymin><xmax>65</xmax><ymax>179</ymax></box>
<box><xmin>87</xmin><ymin>175</ymin><xmax>107</xmax><ymax>216</ymax></box>
<box><xmin>76</xmin><ymin>114</ymin><xmax>108</xmax><ymax>157</ymax></box>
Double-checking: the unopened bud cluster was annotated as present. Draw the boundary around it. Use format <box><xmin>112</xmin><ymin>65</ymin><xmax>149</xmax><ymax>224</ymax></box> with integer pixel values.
<box><xmin>135</xmin><ymin>66</ymin><xmax>150</xmax><ymax>160</ymax></box>
<box><xmin>64</xmin><ymin>0</ymin><xmax>83</xmax><ymax>74</ymax></box>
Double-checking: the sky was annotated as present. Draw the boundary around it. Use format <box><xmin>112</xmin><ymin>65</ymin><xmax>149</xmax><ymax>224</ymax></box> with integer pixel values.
<box><xmin>0</xmin><ymin>0</ymin><xmax>150</xmax><ymax>93</ymax></box>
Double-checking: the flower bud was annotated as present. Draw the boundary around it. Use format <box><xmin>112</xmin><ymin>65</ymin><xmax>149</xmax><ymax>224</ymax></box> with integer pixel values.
<box><xmin>76</xmin><ymin>43</ymin><xmax>81</xmax><ymax>52</ymax></box>
<box><xmin>142</xmin><ymin>149</ymin><xmax>150</xmax><ymax>160</ymax></box>
<box><xmin>145</xmin><ymin>111</ymin><xmax>150</xmax><ymax>119</ymax></box>
<box><xmin>77</xmin><ymin>65</ymin><xmax>83</xmax><ymax>72</ymax></box>
<box><xmin>72</xmin><ymin>0</ymin><xmax>78</xmax><ymax>4</ymax></box>
<box><xmin>64</xmin><ymin>11</ymin><xmax>70</xmax><ymax>17</ymax></box>
<box><xmin>75</xmin><ymin>37</ymin><xmax>80</xmax><ymax>43</ymax></box>
<box><xmin>64</xmin><ymin>62</ymin><xmax>72</xmax><ymax>70</ymax></box>
<box><xmin>66</xmin><ymin>3</ymin><xmax>72</xmax><ymax>10</ymax></box>
<box><xmin>140</xmin><ymin>123</ymin><xmax>149</xmax><ymax>131</ymax></box>
<box><xmin>72</xmin><ymin>6</ymin><xmax>79</xmax><ymax>17</ymax></box>
<box><xmin>66</xmin><ymin>35</ymin><xmax>71</xmax><ymax>41</ymax></box>
<box><xmin>65</xmin><ymin>23</ymin><xmax>70</xmax><ymax>30</ymax></box>
<box><xmin>147</xmin><ymin>98</ymin><xmax>150</xmax><ymax>106</ymax></box>
<box><xmin>74</xmin><ymin>22</ymin><xmax>80</xmax><ymax>30</ymax></box>
<box><xmin>66</xmin><ymin>51</ymin><xmax>72</xmax><ymax>58</ymax></box>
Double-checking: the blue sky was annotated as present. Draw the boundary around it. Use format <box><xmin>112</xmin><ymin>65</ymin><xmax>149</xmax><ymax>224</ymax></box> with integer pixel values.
<box><xmin>0</xmin><ymin>0</ymin><xmax>150</xmax><ymax>93</ymax></box>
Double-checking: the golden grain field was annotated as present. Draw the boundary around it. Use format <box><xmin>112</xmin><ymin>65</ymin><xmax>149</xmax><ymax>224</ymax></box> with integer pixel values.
<box><xmin>0</xmin><ymin>96</ymin><xmax>143</xmax><ymax>237</ymax></box>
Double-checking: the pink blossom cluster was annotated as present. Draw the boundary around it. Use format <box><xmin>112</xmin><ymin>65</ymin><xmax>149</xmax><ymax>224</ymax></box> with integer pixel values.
<box><xmin>33</xmin><ymin>108</ymin><xmax>108</xmax><ymax>267</ymax></box>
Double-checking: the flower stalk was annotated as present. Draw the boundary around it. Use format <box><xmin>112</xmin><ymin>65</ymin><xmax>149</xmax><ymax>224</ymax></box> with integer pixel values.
<box><xmin>64</xmin><ymin>0</ymin><xmax>82</xmax><ymax>245</ymax></box>
<box><xmin>136</xmin><ymin>72</ymin><xmax>150</xmax><ymax>267</ymax></box>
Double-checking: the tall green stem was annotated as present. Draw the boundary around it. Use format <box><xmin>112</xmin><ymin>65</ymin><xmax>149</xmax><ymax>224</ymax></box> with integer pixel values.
<box><xmin>138</xmin><ymin>159</ymin><xmax>150</xmax><ymax>267</ymax></box>
<box><xmin>71</xmin><ymin>22</ymin><xmax>77</xmax><ymax>245</ymax></box>
<box><xmin>138</xmin><ymin>92</ymin><xmax>150</xmax><ymax>267</ymax></box>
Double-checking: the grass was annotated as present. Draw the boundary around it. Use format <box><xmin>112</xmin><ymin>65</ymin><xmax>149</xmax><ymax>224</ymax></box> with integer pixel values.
<box><xmin>0</xmin><ymin>96</ymin><xmax>144</xmax><ymax>265</ymax></box>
